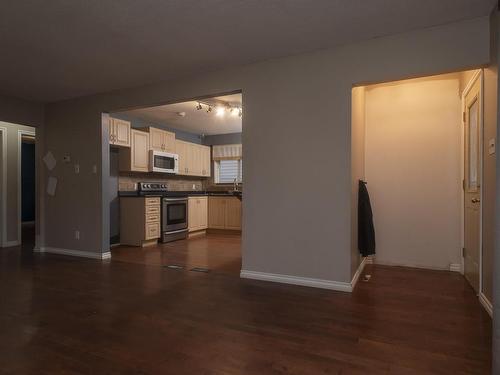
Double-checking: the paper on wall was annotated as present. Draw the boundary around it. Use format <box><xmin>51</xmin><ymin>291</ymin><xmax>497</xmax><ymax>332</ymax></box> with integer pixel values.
<box><xmin>43</xmin><ymin>151</ymin><xmax>56</xmax><ymax>171</ymax></box>
<box><xmin>47</xmin><ymin>177</ymin><xmax>57</xmax><ymax>196</ymax></box>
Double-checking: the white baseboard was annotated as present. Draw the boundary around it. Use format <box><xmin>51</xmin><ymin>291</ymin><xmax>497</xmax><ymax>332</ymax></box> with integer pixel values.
<box><xmin>479</xmin><ymin>292</ymin><xmax>493</xmax><ymax>318</ymax></box>
<box><xmin>350</xmin><ymin>257</ymin><xmax>367</xmax><ymax>290</ymax></box>
<box><xmin>2</xmin><ymin>240</ymin><xmax>20</xmax><ymax>248</ymax></box>
<box><xmin>35</xmin><ymin>247</ymin><xmax>111</xmax><ymax>260</ymax></box>
<box><xmin>240</xmin><ymin>270</ymin><xmax>353</xmax><ymax>292</ymax></box>
<box><xmin>449</xmin><ymin>263</ymin><xmax>462</xmax><ymax>273</ymax></box>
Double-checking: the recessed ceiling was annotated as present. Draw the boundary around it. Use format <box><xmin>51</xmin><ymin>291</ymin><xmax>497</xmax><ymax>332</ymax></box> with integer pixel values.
<box><xmin>0</xmin><ymin>0</ymin><xmax>496</xmax><ymax>102</ymax></box>
<box><xmin>119</xmin><ymin>94</ymin><xmax>242</xmax><ymax>136</ymax></box>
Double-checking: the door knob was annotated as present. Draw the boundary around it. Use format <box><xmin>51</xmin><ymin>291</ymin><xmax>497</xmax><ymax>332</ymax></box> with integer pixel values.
<box><xmin>471</xmin><ymin>198</ymin><xmax>480</xmax><ymax>203</ymax></box>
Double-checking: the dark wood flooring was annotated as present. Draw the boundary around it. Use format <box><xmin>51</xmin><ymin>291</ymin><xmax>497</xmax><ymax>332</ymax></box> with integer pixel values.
<box><xmin>111</xmin><ymin>232</ymin><xmax>242</xmax><ymax>275</ymax></box>
<box><xmin>0</xmin><ymin>232</ymin><xmax>492</xmax><ymax>374</ymax></box>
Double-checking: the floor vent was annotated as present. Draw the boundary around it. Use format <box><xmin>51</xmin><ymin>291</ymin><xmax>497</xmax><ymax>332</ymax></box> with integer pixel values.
<box><xmin>190</xmin><ymin>267</ymin><xmax>210</xmax><ymax>273</ymax></box>
<box><xmin>164</xmin><ymin>265</ymin><xmax>184</xmax><ymax>270</ymax></box>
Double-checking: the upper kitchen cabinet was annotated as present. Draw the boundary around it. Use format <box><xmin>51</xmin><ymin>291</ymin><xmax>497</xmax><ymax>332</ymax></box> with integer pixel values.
<box><xmin>109</xmin><ymin>118</ymin><xmax>131</xmax><ymax>147</ymax></box>
<box><xmin>119</xmin><ymin>129</ymin><xmax>150</xmax><ymax>172</ymax></box>
<box><xmin>147</xmin><ymin>127</ymin><xmax>175</xmax><ymax>153</ymax></box>
<box><xmin>175</xmin><ymin>140</ymin><xmax>211</xmax><ymax>177</ymax></box>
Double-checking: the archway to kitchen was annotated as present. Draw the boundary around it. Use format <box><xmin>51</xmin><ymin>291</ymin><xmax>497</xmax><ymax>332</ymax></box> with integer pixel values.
<box><xmin>106</xmin><ymin>92</ymin><xmax>243</xmax><ymax>276</ymax></box>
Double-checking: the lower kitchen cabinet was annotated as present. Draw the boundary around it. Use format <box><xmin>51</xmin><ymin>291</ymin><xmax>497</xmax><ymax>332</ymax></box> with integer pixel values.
<box><xmin>188</xmin><ymin>196</ymin><xmax>208</xmax><ymax>232</ymax></box>
<box><xmin>208</xmin><ymin>196</ymin><xmax>242</xmax><ymax>230</ymax></box>
<box><xmin>120</xmin><ymin>197</ymin><xmax>161</xmax><ymax>246</ymax></box>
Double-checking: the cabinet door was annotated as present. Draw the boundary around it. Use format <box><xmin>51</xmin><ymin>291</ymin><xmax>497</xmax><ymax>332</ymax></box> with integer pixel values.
<box><xmin>201</xmin><ymin>146</ymin><xmax>211</xmax><ymax>177</ymax></box>
<box><xmin>164</xmin><ymin>131</ymin><xmax>176</xmax><ymax>153</ymax></box>
<box><xmin>208</xmin><ymin>197</ymin><xmax>226</xmax><ymax>229</ymax></box>
<box><xmin>198</xmin><ymin>197</ymin><xmax>208</xmax><ymax>229</ymax></box>
<box><xmin>188</xmin><ymin>198</ymin><xmax>198</xmax><ymax>232</ymax></box>
<box><xmin>131</xmin><ymin>130</ymin><xmax>150</xmax><ymax>172</ymax></box>
<box><xmin>114</xmin><ymin>119</ymin><xmax>131</xmax><ymax>147</ymax></box>
<box><xmin>175</xmin><ymin>140</ymin><xmax>188</xmax><ymax>175</ymax></box>
<box><xmin>109</xmin><ymin>118</ymin><xmax>116</xmax><ymax>145</ymax></box>
<box><xmin>225</xmin><ymin>198</ymin><xmax>242</xmax><ymax>230</ymax></box>
<box><xmin>149</xmin><ymin>127</ymin><xmax>166</xmax><ymax>151</ymax></box>
<box><xmin>190</xmin><ymin>144</ymin><xmax>203</xmax><ymax>176</ymax></box>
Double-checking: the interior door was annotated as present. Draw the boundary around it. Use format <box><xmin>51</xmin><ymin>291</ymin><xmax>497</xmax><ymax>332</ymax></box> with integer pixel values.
<box><xmin>463</xmin><ymin>74</ymin><xmax>481</xmax><ymax>294</ymax></box>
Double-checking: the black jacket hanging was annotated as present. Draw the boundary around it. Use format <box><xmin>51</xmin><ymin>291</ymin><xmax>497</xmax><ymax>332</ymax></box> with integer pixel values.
<box><xmin>358</xmin><ymin>180</ymin><xmax>376</xmax><ymax>256</ymax></box>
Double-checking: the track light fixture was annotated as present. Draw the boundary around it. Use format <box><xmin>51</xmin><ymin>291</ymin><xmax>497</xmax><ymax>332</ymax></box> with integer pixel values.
<box><xmin>195</xmin><ymin>100</ymin><xmax>242</xmax><ymax>117</ymax></box>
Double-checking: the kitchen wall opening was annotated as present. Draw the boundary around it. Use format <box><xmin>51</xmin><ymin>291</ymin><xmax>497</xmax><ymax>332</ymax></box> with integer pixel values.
<box><xmin>351</xmin><ymin>68</ymin><xmax>497</xmax><ymax>316</ymax></box>
<box><xmin>105</xmin><ymin>92</ymin><xmax>243</xmax><ymax>276</ymax></box>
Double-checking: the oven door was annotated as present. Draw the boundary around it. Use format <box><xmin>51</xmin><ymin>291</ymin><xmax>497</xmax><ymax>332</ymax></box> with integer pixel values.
<box><xmin>150</xmin><ymin>151</ymin><xmax>179</xmax><ymax>173</ymax></box>
<box><xmin>162</xmin><ymin>197</ymin><xmax>188</xmax><ymax>233</ymax></box>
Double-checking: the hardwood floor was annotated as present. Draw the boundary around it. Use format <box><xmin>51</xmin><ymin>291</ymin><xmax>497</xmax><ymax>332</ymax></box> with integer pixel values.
<box><xmin>111</xmin><ymin>233</ymin><xmax>242</xmax><ymax>275</ymax></box>
<box><xmin>0</xmin><ymin>234</ymin><xmax>492</xmax><ymax>374</ymax></box>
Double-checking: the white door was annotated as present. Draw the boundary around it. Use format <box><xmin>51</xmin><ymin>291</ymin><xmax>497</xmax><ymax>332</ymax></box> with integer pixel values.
<box><xmin>463</xmin><ymin>73</ymin><xmax>482</xmax><ymax>294</ymax></box>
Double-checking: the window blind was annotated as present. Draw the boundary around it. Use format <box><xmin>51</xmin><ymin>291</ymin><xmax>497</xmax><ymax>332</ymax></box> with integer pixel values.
<box><xmin>212</xmin><ymin>144</ymin><xmax>242</xmax><ymax>160</ymax></box>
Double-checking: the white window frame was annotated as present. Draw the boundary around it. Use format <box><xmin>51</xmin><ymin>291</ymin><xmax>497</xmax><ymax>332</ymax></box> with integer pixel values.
<box><xmin>214</xmin><ymin>158</ymin><xmax>242</xmax><ymax>184</ymax></box>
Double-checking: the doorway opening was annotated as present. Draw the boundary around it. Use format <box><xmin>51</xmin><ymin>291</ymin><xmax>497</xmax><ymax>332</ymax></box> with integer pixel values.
<box><xmin>351</xmin><ymin>69</ymin><xmax>495</xmax><ymax>316</ymax></box>
<box><xmin>21</xmin><ymin>132</ymin><xmax>36</xmax><ymax>248</ymax></box>
<box><xmin>105</xmin><ymin>92</ymin><xmax>243</xmax><ymax>276</ymax></box>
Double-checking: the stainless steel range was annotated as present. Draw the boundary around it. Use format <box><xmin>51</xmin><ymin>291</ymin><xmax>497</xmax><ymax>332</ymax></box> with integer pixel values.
<box><xmin>137</xmin><ymin>182</ymin><xmax>188</xmax><ymax>243</ymax></box>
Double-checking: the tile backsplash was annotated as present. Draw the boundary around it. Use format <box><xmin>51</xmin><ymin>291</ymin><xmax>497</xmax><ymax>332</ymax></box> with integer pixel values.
<box><xmin>119</xmin><ymin>172</ymin><xmax>205</xmax><ymax>192</ymax></box>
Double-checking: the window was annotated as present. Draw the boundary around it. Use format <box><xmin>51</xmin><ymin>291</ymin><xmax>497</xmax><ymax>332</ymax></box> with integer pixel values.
<box><xmin>215</xmin><ymin>159</ymin><xmax>243</xmax><ymax>184</ymax></box>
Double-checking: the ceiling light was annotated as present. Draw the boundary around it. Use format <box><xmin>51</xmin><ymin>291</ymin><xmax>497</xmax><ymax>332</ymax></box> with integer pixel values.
<box><xmin>196</xmin><ymin>102</ymin><xmax>202</xmax><ymax>110</ymax></box>
<box><xmin>216</xmin><ymin>107</ymin><xmax>225</xmax><ymax>117</ymax></box>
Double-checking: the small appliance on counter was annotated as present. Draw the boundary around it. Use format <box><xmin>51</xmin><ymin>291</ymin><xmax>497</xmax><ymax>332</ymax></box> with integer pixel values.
<box><xmin>136</xmin><ymin>182</ymin><xmax>188</xmax><ymax>243</ymax></box>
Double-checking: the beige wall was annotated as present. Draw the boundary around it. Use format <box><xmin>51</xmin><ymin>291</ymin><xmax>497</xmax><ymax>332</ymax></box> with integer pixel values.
<box><xmin>41</xmin><ymin>17</ymin><xmax>491</xmax><ymax>284</ymax></box>
<box><xmin>364</xmin><ymin>75</ymin><xmax>462</xmax><ymax>270</ymax></box>
<box><xmin>350</xmin><ymin>87</ymin><xmax>365</xmax><ymax>276</ymax></box>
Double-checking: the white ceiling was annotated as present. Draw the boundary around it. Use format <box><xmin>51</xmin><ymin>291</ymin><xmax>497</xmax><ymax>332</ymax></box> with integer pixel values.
<box><xmin>0</xmin><ymin>0</ymin><xmax>496</xmax><ymax>102</ymax></box>
<box><xmin>119</xmin><ymin>94</ymin><xmax>242</xmax><ymax>135</ymax></box>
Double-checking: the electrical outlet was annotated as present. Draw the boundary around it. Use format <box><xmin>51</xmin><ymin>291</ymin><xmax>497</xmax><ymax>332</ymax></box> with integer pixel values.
<box><xmin>192</xmin><ymin>184</ymin><xmax>196</xmax><ymax>190</ymax></box>
<box><xmin>75</xmin><ymin>230</ymin><xmax>80</xmax><ymax>240</ymax></box>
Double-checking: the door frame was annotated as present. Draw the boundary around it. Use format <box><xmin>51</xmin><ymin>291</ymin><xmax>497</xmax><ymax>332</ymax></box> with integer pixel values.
<box><xmin>460</xmin><ymin>69</ymin><xmax>484</xmax><ymax>293</ymax></box>
<box><xmin>17</xmin><ymin>129</ymin><xmax>36</xmax><ymax>245</ymax></box>
<box><xmin>0</xmin><ymin>126</ymin><xmax>7</xmax><ymax>247</ymax></box>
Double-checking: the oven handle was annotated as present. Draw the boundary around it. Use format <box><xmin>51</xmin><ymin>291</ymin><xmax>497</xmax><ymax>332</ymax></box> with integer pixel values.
<box><xmin>164</xmin><ymin>228</ymin><xmax>188</xmax><ymax>234</ymax></box>
<box><xmin>163</xmin><ymin>197</ymin><xmax>188</xmax><ymax>202</ymax></box>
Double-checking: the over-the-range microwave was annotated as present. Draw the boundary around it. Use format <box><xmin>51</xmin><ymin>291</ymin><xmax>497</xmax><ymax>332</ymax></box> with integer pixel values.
<box><xmin>149</xmin><ymin>150</ymin><xmax>179</xmax><ymax>174</ymax></box>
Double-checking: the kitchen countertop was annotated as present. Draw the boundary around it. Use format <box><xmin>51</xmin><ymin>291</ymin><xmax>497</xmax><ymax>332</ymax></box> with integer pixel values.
<box><xmin>118</xmin><ymin>190</ymin><xmax>242</xmax><ymax>198</ymax></box>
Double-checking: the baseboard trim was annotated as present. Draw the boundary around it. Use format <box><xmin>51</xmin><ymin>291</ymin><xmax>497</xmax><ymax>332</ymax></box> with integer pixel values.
<box><xmin>449</xmin><ymin>263</ymin><xmax>462</xmax><ymax>273</ymax></box>
<box><xmin>35</xmin><ymin>247</ymin><xmax>111</xmax><ymax>260</ymax></box>
<box><xmin>240</xmin><ymin>270</ymin><xmax>352</xmax><ymax>292</ymax></box>
<box><xmin>2</xmin><ymin>240</ymin><xmax>20</xmax><ymax>248</ymax></box>
<box><xmin>479</xmin><ymin>292</ymin><xmax>493</xmax><ymax>318</ymax></box>
<box><xmin>351</xmin><ymin>257</ymin><xmax>367</xmax><ymax>291</ymax></box>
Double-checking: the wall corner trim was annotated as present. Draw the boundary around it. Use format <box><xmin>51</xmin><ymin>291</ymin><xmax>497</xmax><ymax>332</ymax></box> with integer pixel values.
<box><xmin>350</xmin><ymin>257</ymin><xmax>367</xmax><ymax>291</ymax></box>
<box><xmin>479</xmin><ymin>292</ymin><xmax>493</xmax><ymax>317</ymax></box>
<box><xmin>449</xmin><ymin>263</ymin><xmax>462</xmax><ymax>273</ymax></box>
<box><xmin>240</xmin><ymin>261</ymin><xmax>368</xmax><ymax>293</ymax></box>
<box><xmin>35</xmin><ymin>247</ymin><xmax>111</xmax><ymax>260</ymax></box>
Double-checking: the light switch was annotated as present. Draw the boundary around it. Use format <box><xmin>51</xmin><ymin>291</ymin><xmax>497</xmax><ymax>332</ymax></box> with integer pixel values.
<box><xmin>92</xmin><ymin>165</ymin><xmax>97</xmax><ymax>174</ymax></box>
<box><xmin>488</xmin><ymin>138</ymin><xmax>496</xmax><ymax>155</ymax></box>
<box><xmin>74</xmin><ymin>164</ymin><xmax>80</xmax><ymax>174</ymax></box>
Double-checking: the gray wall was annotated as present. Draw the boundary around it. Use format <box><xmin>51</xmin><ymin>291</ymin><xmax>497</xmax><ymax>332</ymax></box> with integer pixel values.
<box><xmin>111</xmin><ymin>112</ymin><xmax>202</xmax><ymax>144</ymax></box>
<box><xmin>350</xmin><ymin>87</ymin><xmax>365</xmax><ymax>277</ymax></box>
<box><xmin>203</xmin><ymin>133</ymin><xmax>242</xmax><ymax>146</ymax></box>
<box><xmin>42</xmin><ymin>17</ymin><xmax>491</xmax><ymax>285</ymax></box>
